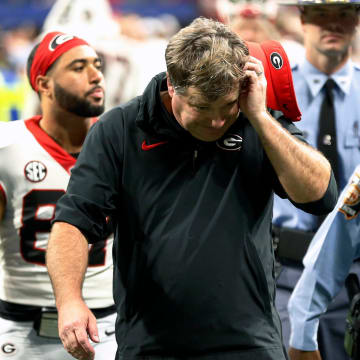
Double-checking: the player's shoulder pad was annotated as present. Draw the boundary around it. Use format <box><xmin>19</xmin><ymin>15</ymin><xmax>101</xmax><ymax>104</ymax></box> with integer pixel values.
<box><xmin>0</xmin><ymin>120</ymin><xmax>25</xmax><ymax>149</ymax></box>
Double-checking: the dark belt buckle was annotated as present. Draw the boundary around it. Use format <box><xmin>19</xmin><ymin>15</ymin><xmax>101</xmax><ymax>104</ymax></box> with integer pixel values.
<box><xmin>33</xmin><ymin>308</ymin><xmax>59</xmax><ymax>339</ymax></box>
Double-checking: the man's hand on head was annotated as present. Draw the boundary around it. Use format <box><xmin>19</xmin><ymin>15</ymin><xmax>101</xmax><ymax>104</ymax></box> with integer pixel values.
<box><xmin>238</xmin><ymin>55</ymin><xmax>267</xmax><ymax>122</ymax></box>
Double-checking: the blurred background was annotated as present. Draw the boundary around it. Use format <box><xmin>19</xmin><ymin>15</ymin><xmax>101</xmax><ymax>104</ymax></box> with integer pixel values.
<box><xmin>0</xmin><ymin>0</ymin><xmax>347</xmax><ymax>122</ymax></box>
<box><xmin>0</xmin><ymin>0</ymin><xmax>203</xmax><ymax>121</ymax></box>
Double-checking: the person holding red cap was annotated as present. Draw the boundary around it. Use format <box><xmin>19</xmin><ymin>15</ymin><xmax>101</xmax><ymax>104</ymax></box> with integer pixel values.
<box><xmin>0</xmin><ymin>32</ymin><xmax>116</xmax><ymax>359</ymax></box>
<box><xmin>46</xmin><ymin>17</ymin><xmax>336</xmax><ymax>360</ymax></box>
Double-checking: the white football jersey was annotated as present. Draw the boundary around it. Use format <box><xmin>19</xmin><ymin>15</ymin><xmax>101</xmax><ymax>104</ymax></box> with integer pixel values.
<box><xmin>0</xmin><ymin>117</ymin><xmax>114</xmax><ymax>308</ymax></box>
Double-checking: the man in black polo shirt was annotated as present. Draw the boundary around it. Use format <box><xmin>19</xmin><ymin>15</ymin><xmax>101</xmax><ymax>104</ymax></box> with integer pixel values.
<box><xmin>46</xmin><ymin>17</ymin><xmax>337</xmax><ymax>360</ymax></box>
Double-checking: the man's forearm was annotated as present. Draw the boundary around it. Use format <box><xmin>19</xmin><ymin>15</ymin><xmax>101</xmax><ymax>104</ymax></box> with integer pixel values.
<box><xmin>46</xmin><ymin>222</ymin><xmax>89</xmax><ymax>308</ymax></box>
<box><xmin>251</xmin><ymin>111</ymin><xmax>331</xmax><ymax>203</ymax></box>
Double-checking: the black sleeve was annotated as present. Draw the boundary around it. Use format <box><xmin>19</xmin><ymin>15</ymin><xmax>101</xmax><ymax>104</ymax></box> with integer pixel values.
<box><xmin>269</xmin><ymin>111</ymin><xmax>338</xmax><ymax>215</ymax></box>
<box><xmin>53</xmin><ymin>107</ymin><xmax>124</xmax><ymax>243</ymax></box>
<box><xmin>289</xmin><ymin>170</ymin><xmax>338</xmax><ymax>215</ymax></box>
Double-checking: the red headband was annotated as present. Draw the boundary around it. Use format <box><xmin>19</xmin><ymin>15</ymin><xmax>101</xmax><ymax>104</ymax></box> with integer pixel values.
<box><xmin>30</xmin><ymin>31</ymin><xmax>89</xmax><ymax>91</ymax></box>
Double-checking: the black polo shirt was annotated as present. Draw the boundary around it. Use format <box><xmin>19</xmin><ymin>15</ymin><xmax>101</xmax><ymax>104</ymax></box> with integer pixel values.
<box><xmin>54</xmin><ymin>72</ymin><xmax>337</xmax><ymax>360</ymax></box>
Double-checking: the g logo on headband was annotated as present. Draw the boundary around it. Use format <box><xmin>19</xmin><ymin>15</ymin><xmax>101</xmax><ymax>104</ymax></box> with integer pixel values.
<box><xmin>48</xmin><ymin>34</ymin><xmax>75</xmax><ymax>51</ymax></box>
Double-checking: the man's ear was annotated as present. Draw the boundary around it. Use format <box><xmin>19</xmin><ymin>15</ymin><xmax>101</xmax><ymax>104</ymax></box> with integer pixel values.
<box><xmin>167</xmin><ymin>73</ymin><xmax>175</xmax><ymax>98</ymax></box>
<box><xmin>36</xmin><ymin>75</ymin><xmax>52</xmax><ymax>97</ymax></box>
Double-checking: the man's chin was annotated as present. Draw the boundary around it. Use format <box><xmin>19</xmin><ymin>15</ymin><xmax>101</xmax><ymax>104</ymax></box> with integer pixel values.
<box><xmin>191</xmin><ymin>130</ymin><xmax>226</xmax><ymax>142</ymax></box>
<box><xmin>320</xmin><ymin>43</ymin><xmax>349</xmax><ymax>56</ymax></box>
<box><xmin>71</xmin><ymin>104</ymin><xmax>105</xmax><ymax>118</ymax></box>
<box><xmin>88</xmin><ymin>105</ymin><xmax>105</xmax><ymax>117</ymax></box>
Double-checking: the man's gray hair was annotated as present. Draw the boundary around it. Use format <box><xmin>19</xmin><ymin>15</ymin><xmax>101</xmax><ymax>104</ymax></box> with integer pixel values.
<box><xmin>165</xmin><ymin>17</ymin><xmax>249</xmax><ymax>101</ymax></box>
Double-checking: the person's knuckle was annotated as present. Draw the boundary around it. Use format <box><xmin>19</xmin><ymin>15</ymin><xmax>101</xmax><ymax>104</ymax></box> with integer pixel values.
<box><xmin>63</xmin><ymin>322</ymin><xmax>75</xmax><ymax>331</ymax></box>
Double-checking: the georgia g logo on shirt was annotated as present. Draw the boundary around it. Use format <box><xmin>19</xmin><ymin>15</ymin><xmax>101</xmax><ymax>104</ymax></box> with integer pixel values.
<box><xmin>216</xmin><ymin>134</ymin><xmax>243</xmax><ymax>151</ymax></box>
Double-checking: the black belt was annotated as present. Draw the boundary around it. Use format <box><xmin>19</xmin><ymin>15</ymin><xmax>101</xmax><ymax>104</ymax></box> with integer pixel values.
<box><xmin>272</xmin><ymin>225</ymin><xmax>315</xmax><ymax>264</ymax></box>
<box><xmin>92</xmin><ymin>304</ymin><xmax>116</xmax><ymax>319</ymax></box>
<box><xmin>0</xmin><ymin>299</ymin><xmax>116</xmax><ymax>321</ymax></box>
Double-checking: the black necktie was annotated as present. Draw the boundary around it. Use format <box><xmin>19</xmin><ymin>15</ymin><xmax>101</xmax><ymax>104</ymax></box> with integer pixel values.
<box><xmin>316</xmin><ymin>79</ymin><xmax>339</xmax><ymax>227</ymax></box>
<box><xmin>317</xmin><ymin>79</ymin><xmax>339</xmax><ymax>187</ymax></box>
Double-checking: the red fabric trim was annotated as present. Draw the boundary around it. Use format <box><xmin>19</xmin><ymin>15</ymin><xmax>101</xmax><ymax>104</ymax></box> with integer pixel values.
<box><xmin>30</xmin><ymin>32</ymin><xmax>89</xmax><ymax>91</ymax></box>
<box><xmin>0</xmin><ymin>183</ymin><xmax>6</xmax><ymax>207</ymax></box>
<box><xmin>24</xmin><ymin>116</ymin><xmax>76</xmax><ymax>173</ymax></box>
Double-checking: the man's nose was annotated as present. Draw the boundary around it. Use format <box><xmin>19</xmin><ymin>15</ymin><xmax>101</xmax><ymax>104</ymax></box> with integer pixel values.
<box><xmin>89</xmin><ymin>66</ymin><xmax>104</xmax><ymax>84</ymax></box>
<box><xmin>326</xmin><ymin>22</ymin><xmax>343</xmax><ymax>33</ymax></box>
<box><xmin>211</xmin><ymin>117</ymin><xmax>226</xmax><ymax>129</ymax></box>
<box><xmin>323</xmin><ymin>15</ymin><xmax>345</xmax><ymax>32</ymax></box>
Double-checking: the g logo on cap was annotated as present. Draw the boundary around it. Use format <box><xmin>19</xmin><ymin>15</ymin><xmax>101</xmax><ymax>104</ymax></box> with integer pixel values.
<box><xmin>48</xmin><ymin>34</ymin><xmax>75</xmax><ymax>51</ymax></box>
<box><xmin>270</xmin><ymin>52</ymin><xmax>283</xmax><ymax>70</ymax></box>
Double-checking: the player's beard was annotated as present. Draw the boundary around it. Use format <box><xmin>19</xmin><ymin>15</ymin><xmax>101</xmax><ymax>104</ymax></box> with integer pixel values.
<box><xmin>54</xmin><ymin>82</ymin><xmax>105</xmax><ymax>117</ymax></box>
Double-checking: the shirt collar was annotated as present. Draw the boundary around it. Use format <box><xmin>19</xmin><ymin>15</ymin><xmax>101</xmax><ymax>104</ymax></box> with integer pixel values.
<box><xmin>299</xmin><ymin>58</ymin><xmax>353</xmax><ymax>97</ymax></box>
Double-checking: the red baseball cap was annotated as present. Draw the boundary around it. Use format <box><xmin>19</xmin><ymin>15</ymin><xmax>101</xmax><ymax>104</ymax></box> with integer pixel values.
<box><xmin>246</xmin><ymin>40</ymin><xmax>301</xmax><ymax>121</ymax></box>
